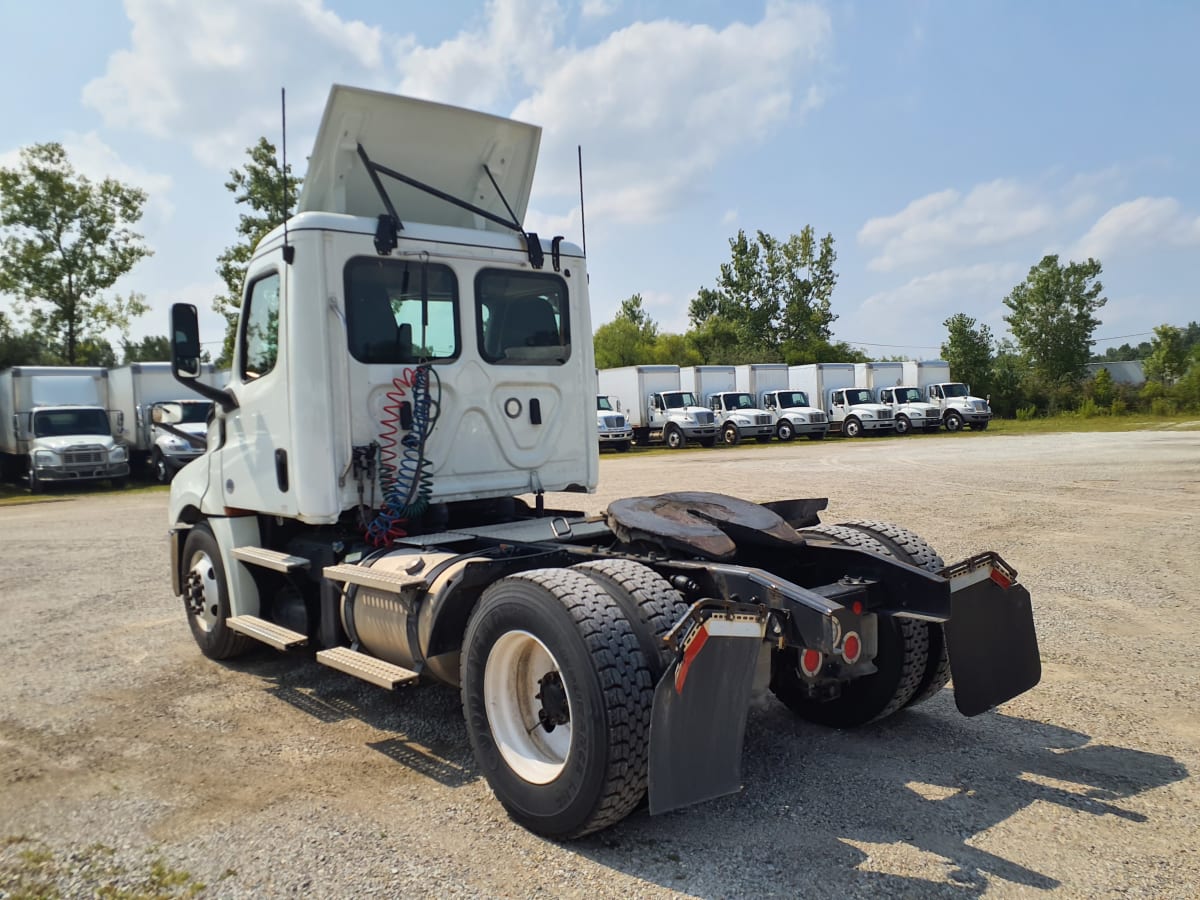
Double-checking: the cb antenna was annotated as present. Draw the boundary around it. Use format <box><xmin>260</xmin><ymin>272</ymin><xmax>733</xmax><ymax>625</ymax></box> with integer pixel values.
<box><xmin>577</xmin><ymin>145</ymin><xmax>587</xmax><ymax>257</ymax></box>
<box><xmin>281</xmin><ymin>87</ymin><xmax>295</xmax><ymax>264</ymax></box>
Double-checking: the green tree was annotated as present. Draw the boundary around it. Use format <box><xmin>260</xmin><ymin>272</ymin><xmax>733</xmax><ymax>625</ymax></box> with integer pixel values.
<box><xmin>688</xmin><ymin>227</ymin><xmax>837</xmax><ymax>360</ymax></box>
<box><xmin>593</xmin><ymin>318</ymin><xmax>653</xmax><ymax>369</ymax></box>
<box><xmin>213</xmin><ymin>137</ymin><xmax>301</xmax><ymax>363</ymax></box>
<box><xmin>122</xmin><ymin>334</ymin><xmax>171</xmax><ymax>363</ymax></box>
<box><xmin>1003</xmin><ymin>255</ymin><xmax>1106</xmax><ymax>388</ymax></box>
<box><xmin>1143</xmin><ymin>324</ymin><xmax>1188</xmax><ymax>385</ymax></box>
<box><xmin>647</xmin><ymin>332</ymin><xmax>703</xmax><ymax>367</ymax></box>
<box><xmin>0</xmin><ymin>143</ymin><xmax>151</xmax><ymax>364</ymax></box>
<box><xmin>0</xmin><ymin>311</ymin><xmax>51</xmax><ymax>368</ymax></box>
<box><xmin>941</xmin><ymin>313</ymin><xmax>995</xmax><ymax>393</ymax></box>
<box><xmin>1086</xmin><ymin>367</ymin><xmax>1116</xmax><ymax>408</ymax></box>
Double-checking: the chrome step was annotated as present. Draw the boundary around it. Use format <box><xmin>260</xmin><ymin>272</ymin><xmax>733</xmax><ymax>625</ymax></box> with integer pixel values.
<box><xmin>323</xmin><ymin>563</ymin><xmax>427</xmax><ymax>594</ymax></box>
<box><xmin>316</xmin><ymin>647</ymin><xmax>419</xmax><ymax>689</ymax></box>
<box><xmin>227</xmin><ymin>615</ymin><xmax>308</xmax><ymax>650</ymax></box>
<box><xmin>231</xmin><ymin>546</ymin><xmax>311</xmax><ymax>573</ymax></box>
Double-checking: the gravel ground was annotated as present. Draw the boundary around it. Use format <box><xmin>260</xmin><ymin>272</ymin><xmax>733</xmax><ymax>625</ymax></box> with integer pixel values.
<box><xmin>1</xmin><ymin>429</ymin><xmax>1197</xmax><ymax>898</ymax></box>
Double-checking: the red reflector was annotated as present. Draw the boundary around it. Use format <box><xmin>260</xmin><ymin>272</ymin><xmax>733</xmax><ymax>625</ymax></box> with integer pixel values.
<box><xmin>842</xmin><ymin>632</ymin><xmax>862</xmax><ymax>664</ymax></box>
<box><xmin>800</xmin><ymin>648</ymin><xmax>823</xmax><ymax>677</ymax></box>
<box><xmin>989</xmin><ymin>568</ymin><xmax>1012</xmax><ymax>589</ymax></box>
<box><xmin>852</xmin><ymin>601</ymin><xmax>864</xmax><ymax>616</ymax></box>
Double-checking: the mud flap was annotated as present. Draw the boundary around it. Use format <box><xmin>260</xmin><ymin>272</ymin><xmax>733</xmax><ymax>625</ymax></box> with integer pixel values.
<box><xmin>945</xmin><ymin>578</ymin><xmax>1041</xmax><ymax>716</ymax></box>
<box><xmin>647</xmin><ymin>615</ymin><xmax>764</xmax><ymax>815</ymax></box>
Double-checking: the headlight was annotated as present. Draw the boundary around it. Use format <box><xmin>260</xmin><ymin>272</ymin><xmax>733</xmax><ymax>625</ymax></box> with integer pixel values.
<box><xmin>110</xmin><ymin>446</ymin><xmax>127</xmax><ymax>462</ymax></box>
<box><xmin>732</xmin><ymin>416</ymin><xmax>749</xmax><ymax>425</ymax></box>
<box><xmin>861</xmin><ymin>412</ymin><xmax>875</xmax><ymax>419</ymax></box>
<box><xmin>33</xmin><ymin>449</ymin><xmax>58</xmax><ymax>464</ymax></box>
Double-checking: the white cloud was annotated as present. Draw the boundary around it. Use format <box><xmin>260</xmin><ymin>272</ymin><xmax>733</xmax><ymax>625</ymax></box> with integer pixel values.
<box><xmin>1074</xmin><ymin>196</ymin><xmax>1200</xmax><ymax>260</ymax></box>
<box><xmin>63</xmin><ymin>132</ymin><xmax>175</xmax><ymax>223</ymax></box>
<box><xmin>513</xmin><ymin>1</ymin><xmax>832</xmax><ymax>223</ymax></box>
<box><xmin>858</xmin><ymin>179</ymin><xmax>1056</xmax><ymax>272</ymax></box>
<box><xmin>83</xmin><ymin>0</ymin><xmax>388</xmax><ymax>167</ymax></box>
<box><xmin>581</xmin><ymin>0</ymin><xmax>617</xmax><ymax>19</ymax></box>
<box><xmin>721</xmin><ymin>208</ymin><xmax>738</xmax><ymax>225</ymax></box>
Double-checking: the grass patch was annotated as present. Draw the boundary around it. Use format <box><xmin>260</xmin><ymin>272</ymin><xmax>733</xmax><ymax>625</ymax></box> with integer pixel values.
<box><xmin>0</xmin><ymin>479</ymin><xmax>167</xmax><ymax>505</ymax></box>
<box><xmin>983</xmin><ymin>414</ymin><xmax>1200</xmax><ymax>435</ymax></box>
<box><xmin>0</xmin><ymin>839</ymin><xmax>206</xmax><ymax>899</ymax></box>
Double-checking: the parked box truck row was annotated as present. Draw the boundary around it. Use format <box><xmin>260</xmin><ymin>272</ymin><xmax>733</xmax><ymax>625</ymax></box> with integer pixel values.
<box><xmin>735</xmin><ymin>364</ymin><xmax>828</xmax><ymax>441</ymax></box>
<box><xmin>680</xmin><ymin>366</ymin><xmax>774</xmax><ymax>445</ymax></box>
<box><xmin>109</xmin><ymin>362</ymin><xmax>219</xmax><ymax>482</ymax></box>
<box><xmin>597</xmin><ymin>365</ymin><xmax>717</xmax><ymax>448</ymax></box>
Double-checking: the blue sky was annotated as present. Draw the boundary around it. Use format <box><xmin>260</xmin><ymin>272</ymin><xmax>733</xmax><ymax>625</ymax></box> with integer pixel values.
<box><xmin>2</xmin><ymin>0</ymin><xmax>1197</xmax><ymax>359</ymax></box>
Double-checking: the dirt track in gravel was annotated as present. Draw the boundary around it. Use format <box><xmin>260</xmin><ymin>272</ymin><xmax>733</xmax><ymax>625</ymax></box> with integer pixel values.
<box><xmin>1</xmin><ymin>429</ymin><xmax>1197</xmax><ymax>898</ymax></box>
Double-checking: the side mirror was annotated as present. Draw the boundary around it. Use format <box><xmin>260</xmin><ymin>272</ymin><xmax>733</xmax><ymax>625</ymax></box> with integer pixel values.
<box><xmin>152</xmin><ymin>402</ymin><xmax>183</xmax><ymax>425</ymax></box>
<box><xmin>13</xmin><ymin>413</ymin><xmax>28</xmax><ymax>441</ymax></box>
<box><xmin>115</xmin><ymin>410</ymin><xmax>125</xmax><ymax>431</ymax></box>
<box><xmin>170</xmin><ymin>302</ymin><xmax>237</xmax><ymax>412</ymax></box>
<box><xmin>614</xmin><ymin>398</ymin><xmax>621</xmax><ymax>412</ymax></box>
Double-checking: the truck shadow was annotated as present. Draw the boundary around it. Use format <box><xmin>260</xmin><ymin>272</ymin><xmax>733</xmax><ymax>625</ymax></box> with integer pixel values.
<box><xmin>235</xmin><ymin>653</ymin><xmax>1188</xmax><ymax>896</ymax></box>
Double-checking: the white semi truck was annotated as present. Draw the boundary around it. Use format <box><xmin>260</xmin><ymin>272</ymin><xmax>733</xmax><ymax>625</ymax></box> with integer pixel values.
<box><xmin>109</xmin><ymin>362</ymin><xmax>217</xmax><ymax>481</ymax></box>
<box><xmin>903</xmin><ymin>360</ymin><xmax>993</xmax><ymax>431</ymax></box>
<box><xmin>162</xmin><ymin>85</ymin><xmax>1040</xmax><ymax>840</ymax></box>
<box><xmin>735</xmin><ymin>364</ymin><xmax>828</xmax><ymax>441</ymax></box>
<box><xmin>680</xmin><ymin>365</ymin><xmax>774</xmax><ymax>445</ymax></box>
<box><xmin>0</xmin><ymin>366</ymin><xmax>130</xmax><ymax>492</ymax></box>
<box><xmin>854</xmin><ymin>362</ymin><xmax>942</xmax><ymax>435</ymax></box>
<box><xmin>597</xmin><ymin>365</ymin><xmax>717</xmax><ymax>448</ymax></box>
<box><xmin>595</xmin><ymin>394</ymin><xmax>632</xmax><ymax>452</ymax></box>
<box><xmin>788</xmin><ymin>363</ymin><xmax>894</xmax><ymax>437</ymax></box>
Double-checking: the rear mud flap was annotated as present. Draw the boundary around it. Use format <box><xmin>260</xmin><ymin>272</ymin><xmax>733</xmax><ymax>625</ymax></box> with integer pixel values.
<box><xmin>946</xmin><ymin>578</ymin><xmax>1041</xmax><ymax>716</ymax></box>
<box><xmin>648</xmin><ymin>616</ymin><xmax>763</xmax><ymax>815</ymax></box>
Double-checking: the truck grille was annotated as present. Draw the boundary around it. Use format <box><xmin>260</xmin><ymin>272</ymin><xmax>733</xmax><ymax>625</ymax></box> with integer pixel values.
<box><xmin>754</xmin><ymin>414</ymin><xmax>770</xmax><ymax>426</ymax></box>
<box><xmin>810</xmin><ymin>413</ymin><xmax>826</xmax><ymax>423</ymax></box>
<box><xmin>696</xmin><ymin>411</ymin><xmax>714</xmax><ymax>425</ymax></box>
<box><xmin>879</xmin><ymin>409</ymin><xmax>893</xmax><ymax>420</ymax></box>
<box><xmin>64</xmin><ymin>446</ymin><xmax>105</xmax><ymax>467</ymax></box>
<box><xmin>603</xmin><ymin>415</ymin><xmax>626</xmax><ymax>428</ymax></box>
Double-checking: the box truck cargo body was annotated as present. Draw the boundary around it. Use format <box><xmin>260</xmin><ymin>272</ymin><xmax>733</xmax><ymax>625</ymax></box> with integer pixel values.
<box><xmin>788</xmin><ymin>364</ymin><xmax>894</xmax><ymax>437</ymax></box>
<box><xmin>0</xmin><ymin>366</ymin><xmax>130</xmax><ymax>490</ymax></box>
<box><xmin>597</xmin><ymin>365</ymin><xmax>717</xmax><ymax>448</ymax></box>
<box><xmin>737</xmin><ymin>364</ymin><xmax>827</xmax><ymax>440</ymax></box>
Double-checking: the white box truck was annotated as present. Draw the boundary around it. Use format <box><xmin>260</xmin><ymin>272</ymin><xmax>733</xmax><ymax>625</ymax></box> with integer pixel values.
<box><xmin>597</xmin><ymin>365</ymin><xmax>717</xmax><ymax>448</ymax></box>
<box><xmin>109</xmin><ymin>362</ymin><xmax>218</xmax><ymax>481</ymax></box>
<box><xmin>737</xmin><ymin>364</ymin><xmax>828</xmax><ymax>441</ymax></box>
<box><xmin>855</xmin><ymin>362</ymin><xmax>942</xmax><ymax>435</ymax></box>
<box><xmin>0</xmin><ymin>366</ymin><xmax>130</xmax><ymax>491</ymax></box>
<box><xmin>682</xmin><ymin>365</ymin><xmax>774</xmax><ymax>445</ymax></box>
<box><xmin>788</xmin><ymin>363</ymin><xmax>894</xmax><ymax>437</ymax></box>
<box><xmin>902</xmin><ymin>360</ymin><xmax>993</xmax><ymax>431</ymax></box>
<box><xmin>595</xmin><ymin>394</ymin><xmax>633</xmax><ymax>452</ymax></box>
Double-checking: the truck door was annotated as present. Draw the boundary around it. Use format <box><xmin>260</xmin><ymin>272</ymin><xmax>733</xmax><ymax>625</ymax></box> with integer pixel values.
<box><xmin>648</xmin><ymin>393</ymin><xmax>665</xmax><ymax>430</ymax></box>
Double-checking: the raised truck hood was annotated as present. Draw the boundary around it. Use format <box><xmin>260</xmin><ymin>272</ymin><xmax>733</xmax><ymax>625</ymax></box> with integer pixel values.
<box><xmin>299</xmin><ymin>84</ymin><xmax>542</xmax><ymax>232</ymax></box>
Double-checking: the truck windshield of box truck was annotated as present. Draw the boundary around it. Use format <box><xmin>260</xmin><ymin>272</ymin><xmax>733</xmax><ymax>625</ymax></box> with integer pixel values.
<box><xmin>33</xmin><ymin>408</ymin><xmax>111</xmax><ymax>437</ymax></box>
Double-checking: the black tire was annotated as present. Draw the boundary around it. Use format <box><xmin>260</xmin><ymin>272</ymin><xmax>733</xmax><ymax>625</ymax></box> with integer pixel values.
<box><xmin>154</xmin><ymin>450</ymin><xmax>173</xmax><ymax>483</ymax></box>
<box><xmin>776</xmin><ymin>420</ymin><xmax>795</xmax><ymax>442</ymax></box>
<box><xmin>461</xmin><ymin>569</ymin><xmax>653</xmax><ymax>839</ymax></box>
<box><xmin>970</xmin><ymin>421</ymin><xmax>989</xmax><ymax>431</ymax></box>
<box><xmin>842</xmin><ymin>417</ymin><xmax>863</xmax><ymax>438</ymax></box>
<box><xmin>614</xmin><ymin>440</ymin><xmax>631</xmax><ymax>453</ymax></box>
<box><xmin>894</xmin><ymin>415</ymin><xmax>911</xmax><ymax>436</ymax></box>
<box><xmin>27</xmin><ymin>467</ymin><xmax>41</xmax><ymax>494</ymax></box>
<box><xmin>664</xmin><ymin>425</ymin><xmax>684</xmax><ymax>449</ymax></box>
<box><xmin>944</xmin><ymin>411</ymin><xmax>963</xmax><ymax>432</ymax></box>
<box><xmin>754</xmin><ymin>435</ymin><xmax>772</xmax><ymax>444</ymax></box>
<box><xmin>571</xmin><ymin>559</ymin><xmax>689</xmax><ymax>682</ymax></box>
<box><xmin>771</xmin><ymin>524</ymin><xmax>928</xmax><ymax>727</ymax></box>
<box><xmin>833</xmin><ymin>520</ymin><xmax>951</xmax><ymax>709</ymax></box>
<box><xmin>181</xmin><ymin>522</ymin><xmax>253</xmax><ymax>660</ymax></box>
<box><xmin>698</xmin><ymin>437</ymin><xmax>716</xmax><ymax>448</ymax></box>
<box><xmin>722</xmin><ymin>423</ymin><xmax>740</xmax><ymax>446</ymax></box>
<box><xmin>807</xmin><ymin>431</ymin><xmax>826</xmax><ymax>441</ymax></box>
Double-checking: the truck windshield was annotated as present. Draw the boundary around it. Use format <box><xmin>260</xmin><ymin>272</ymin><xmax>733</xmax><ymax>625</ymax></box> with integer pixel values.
<box><xmin>846</xmin><ymin>389</ymin><xmax>874</xmax><ymax>405</ymax></box>
<box><xmin>179</xmin><ymin>402</ymin><xmax>214</xmax><ymax>424</ymax></box>
<box><xmin>33</xmin><ymin>408</ymin><xmax>111</xmax><ymax>437</ymax></box>
<box><xmin>776</xmin><ymin>391</ymin><xmax>809</xmax><ymax>408</ymax></box>
<box><xmin>596</xmin><ymin>396</ymin><xmax>613</xmax><ymax>411</ymax></box>
<box><xmin>724</xmin><ymin>393</ymin><xmax>756</xmax><ymax>410</ymax></box>
<box><xmin>897</xmin><ymin>387</ymin><xmax>922</xmax><ymax>403</ymax></box>
<box><xmin>663</xmin><ymin>392</ymin><xmax>696</xmax><ymax>409</ymax></box>
<box><xmin>942</xmin><ymin>383</ymin><xmax>969</xmax><ymax>397</ymax></box>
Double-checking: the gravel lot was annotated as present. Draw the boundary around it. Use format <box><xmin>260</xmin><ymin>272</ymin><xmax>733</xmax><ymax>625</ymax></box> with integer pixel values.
<box><xmin>2</xmin><ymin>429</ymin><xmax>1197</xmax><ymax>898</ymax></box>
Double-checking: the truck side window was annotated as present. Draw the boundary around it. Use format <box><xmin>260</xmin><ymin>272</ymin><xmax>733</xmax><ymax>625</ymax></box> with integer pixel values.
<box><xmin>345</xmin><ymin>258</ymin><xmax>460</xmax><ymax>364</ymax></box>
<box><xmin>241</xmin><ymin>272</ymin><xmax>281</xmax><ymax>380</ymax></box>
<box><xmin>476</xmin><ymin>269</ymin><xmax>570</xmax><ymax>365</ymax></box>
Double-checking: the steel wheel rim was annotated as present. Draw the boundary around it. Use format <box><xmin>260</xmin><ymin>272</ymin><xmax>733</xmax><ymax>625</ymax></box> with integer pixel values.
<box><xmin>187</xmin><ymin>551</ymin><xmax>221</xmax><ymax>633</ymax></box>
<box><xmin>484</xmin><ymin>629</ymin><xmax>573</xmax><ymax>784</ymax></box>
